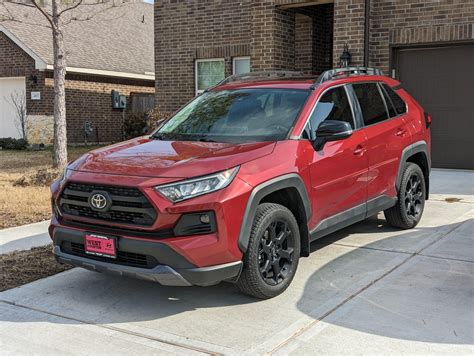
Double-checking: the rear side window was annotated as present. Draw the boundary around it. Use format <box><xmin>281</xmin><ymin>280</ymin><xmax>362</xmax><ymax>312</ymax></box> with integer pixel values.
<box><xmin>382</xmin><ymin>84</ymin><xmax>407</xmax><ymax>115</ymax></box>
<box><xmin>303</xmin><ymin>86</ymin><xmax>354</xmax><ymax>139</ymax></box>
<box><xmin>353</xmin><ymin>83</ymin><xmax>388</xmax><ymax>126</ymax></box>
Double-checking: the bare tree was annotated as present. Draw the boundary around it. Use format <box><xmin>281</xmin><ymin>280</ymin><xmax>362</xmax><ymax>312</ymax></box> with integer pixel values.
<box><xmin>8</xmin><ymin>90</ymin><xmax>28</xmax><ymax>139</ymax></box>
<box><xmin>0</xmin><ymin>0</ymin><xmax>128</xmax><ymax>169</ymax></box>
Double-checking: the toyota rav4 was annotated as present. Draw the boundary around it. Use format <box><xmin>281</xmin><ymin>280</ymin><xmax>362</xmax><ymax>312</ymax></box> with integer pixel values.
<box><xmin>50</xmin><ymin>67</ymin><xmax>431</xmax><ymax>299</ymax></box>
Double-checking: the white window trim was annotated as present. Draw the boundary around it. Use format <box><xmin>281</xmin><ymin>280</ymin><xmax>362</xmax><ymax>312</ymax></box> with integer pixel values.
<box><xmin>195</xmin><ymin>58</ymin><xmax>225</xmax><ymax>95</ymax></box>
<box><xmin>232</xmin><ymin>56</ymin><xmax>251</xmax><ymax>75</ymax></box>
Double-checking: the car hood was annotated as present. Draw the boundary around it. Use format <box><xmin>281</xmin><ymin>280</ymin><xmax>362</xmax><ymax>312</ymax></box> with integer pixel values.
<box><xmin>69</xmin><ymin>137</ymin><xmax>276</xmax><ymax>178</ymax></box>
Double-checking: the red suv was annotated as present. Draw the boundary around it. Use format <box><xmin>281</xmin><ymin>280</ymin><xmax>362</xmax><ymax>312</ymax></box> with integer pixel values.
<box><xmin>50</xmin><ymin>67</ymin><xmax>431</xmax><ymax>299</ymax></box>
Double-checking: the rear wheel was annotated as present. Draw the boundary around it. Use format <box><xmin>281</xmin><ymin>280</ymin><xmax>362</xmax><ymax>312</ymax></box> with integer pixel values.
<box><xmin>384</xmin><ymin>163</ymin><xmax>426</xmax><ymax>229</ymax></box>
<box><xmin>237</xmin><ymin>203</ymin><xmax>300</xmax><ymax>299</ymax></box>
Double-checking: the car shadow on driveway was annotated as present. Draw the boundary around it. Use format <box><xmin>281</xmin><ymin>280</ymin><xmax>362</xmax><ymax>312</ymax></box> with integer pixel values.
<box><xmin>1</xmin><ymin>214</ymin><xmax>472</xmax><ymax>350</ymax></box>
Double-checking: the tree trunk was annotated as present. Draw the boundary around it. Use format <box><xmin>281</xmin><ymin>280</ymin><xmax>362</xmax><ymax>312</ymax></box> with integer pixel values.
<box><xmin>52</xmin><ymin>0</ymin><xmax>68</xmax><ymax>169</ymax></box>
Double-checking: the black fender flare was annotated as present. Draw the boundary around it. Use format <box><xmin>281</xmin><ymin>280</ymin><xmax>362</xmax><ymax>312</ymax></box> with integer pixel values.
<box><xmin>396</xmin><ymin>140</ymin><xmax>431</xmax><ymax>194</ymax></box>
<box><xmin>238</xmin><ymin>173</ymin><xmax>311</xmax><ymax>252</ymax></box>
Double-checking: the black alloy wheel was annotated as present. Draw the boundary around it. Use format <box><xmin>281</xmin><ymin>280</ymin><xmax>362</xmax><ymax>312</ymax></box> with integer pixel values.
<box><xmin>258</xmin><ymin>219</ymin><xmax>295</xmax><ymax>286</ymax></box>
<box><xmin>404</xmin><ymin>173</ymin><xmax>423</xmax><ymax>219</ymax></box>
<box><xmin>384</xmin><ymin>162</ymin><xmax>426</xmax><ymax>229</ymax></box>
<box><xmin>237</xmin><ymin>203</ymin><xmax>301</xmax><ymax>299</ymax></box>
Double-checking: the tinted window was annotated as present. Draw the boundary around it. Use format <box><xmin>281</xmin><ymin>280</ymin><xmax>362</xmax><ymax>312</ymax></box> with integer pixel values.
<box><xmin>383</xmin><ymin>84</ymin><xmax>407</xmax><ymax>115</ymax></box>
<box><xmin>155</xmin><ymin>88</ymin><xmax>310</xmax><ymax>143</ymax></box>
<box><xmin>304</xmin><ymin>86</ymin><xmax>354</xmax><ymax>139</ymax></box>
<box><xmin>379</xmin><ymin>84</ymin><xmax>397</xmax><ymax>118</ymax></box>
<box><xmin>353</xmin><ymin>83</ymin><xmax>389</xmax><ymax>126</ymax></box>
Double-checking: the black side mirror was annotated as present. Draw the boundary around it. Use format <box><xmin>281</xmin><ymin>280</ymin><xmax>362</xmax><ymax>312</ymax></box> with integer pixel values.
<box><xmin>314</xmin><ymin>120</ymin><xmax>353</xmax><ymax>150</ymax></box>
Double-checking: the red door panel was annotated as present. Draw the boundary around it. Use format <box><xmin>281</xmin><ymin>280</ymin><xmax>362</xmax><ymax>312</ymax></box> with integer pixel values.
<box><xmin>306</xmin><ymin>131</ymin><xmax>368</xmax><ymax>228</ymax></box>
<box><xmin>364</xmin><ymin>117</ymin><xmax>411</xmax><ymax>199</ymax></box>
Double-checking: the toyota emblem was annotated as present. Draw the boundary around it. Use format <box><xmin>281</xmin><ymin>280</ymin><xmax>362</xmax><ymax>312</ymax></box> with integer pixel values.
<box><xmin>89</xmin><ymin>192</ymin><xmax>109</xmax><ymax>210</ymax></box>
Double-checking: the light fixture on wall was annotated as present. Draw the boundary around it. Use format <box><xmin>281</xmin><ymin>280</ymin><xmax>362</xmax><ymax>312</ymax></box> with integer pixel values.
<box><xmin>28</xmin><ymin>73</ymin><xmax>38</xmax><ymax>85</ymax></box>
<box><xmin>339</xmin><ymin>44</ymin><xmax>352</xmax><ymax>67</ymax></box>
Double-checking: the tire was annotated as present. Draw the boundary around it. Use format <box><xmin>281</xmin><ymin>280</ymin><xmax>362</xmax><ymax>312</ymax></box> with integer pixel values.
<box><xmin>384</xmin><ymin>163</ymin><xmax>426</xmax><ymax>229</ymax></box>
<box><xmin>237</xmin><ymin>203</ymin><xmax>300</xmax><ymax>299</ymax></box>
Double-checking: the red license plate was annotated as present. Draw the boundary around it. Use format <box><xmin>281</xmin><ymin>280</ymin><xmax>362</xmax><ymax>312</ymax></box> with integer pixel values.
<box><xmin>84</xmin><ymin>234</ymin><xmax>116</xmax><ymax>259</ymax></box>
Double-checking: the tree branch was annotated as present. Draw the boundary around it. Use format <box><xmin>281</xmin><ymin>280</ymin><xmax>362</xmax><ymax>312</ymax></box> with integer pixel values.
<box><xmin>30</xmin><ymin>0</ymin><xmax>54</xmax><ymax>28</ymax></box>
<box><xmin>58</xmin><ymin>0</ymin><xmax>83</xmax><ymax>16</ymax></box>
<box><xmin>63</xmin><ymin>0</ymin><xmax>127</xmax><ymax>25</ymax></box>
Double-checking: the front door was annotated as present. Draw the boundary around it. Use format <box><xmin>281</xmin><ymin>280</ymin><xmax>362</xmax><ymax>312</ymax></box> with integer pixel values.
<box><xmin>303</xmin><ymin>85</ymin><xmax>368</xmax><ymax>232</ymax></box>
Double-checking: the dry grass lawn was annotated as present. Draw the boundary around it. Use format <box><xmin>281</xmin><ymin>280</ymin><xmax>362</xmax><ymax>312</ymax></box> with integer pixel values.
<box><xmin>0</xmin><ymin>146</ymin><xmax>101</xmax><ymax>229</ymax></box>
<box><xmin>0</xmin><ymin>244</ymin><xmax>72</xmax><ymax>291</ymax></box>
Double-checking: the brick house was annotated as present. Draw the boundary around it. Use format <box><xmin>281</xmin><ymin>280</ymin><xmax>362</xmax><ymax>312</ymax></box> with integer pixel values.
<box><xmin>0</xmin><ymin>2</ymin><xmax>154</xmax><ymax>144</ymax></box>
<box><xmin>155</xmin><ymin>0</ymin><xmax>473</xmax><ymax>169</ymax></box>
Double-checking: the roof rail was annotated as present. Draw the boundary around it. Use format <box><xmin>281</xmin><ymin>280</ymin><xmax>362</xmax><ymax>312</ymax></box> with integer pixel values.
<box><xmin>315</xmin><ymin>67</ymin><xmax>384</xmax><ymax>85</ymax></box>
<box><xmin>209</xmin><ymin>71</ymin><xmax>308</xmax><ymax>90</ymax></box>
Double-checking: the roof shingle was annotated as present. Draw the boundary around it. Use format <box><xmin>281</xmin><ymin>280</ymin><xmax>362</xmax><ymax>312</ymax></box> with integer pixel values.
<box><xmin>0</xmin><ymin>2</ymin><xmax>154</xmax><ymax>76</ymax></box>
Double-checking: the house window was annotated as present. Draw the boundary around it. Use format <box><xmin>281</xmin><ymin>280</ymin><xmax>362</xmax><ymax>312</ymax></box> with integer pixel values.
<box><xmin>233</xmin><ymin>57</ymin><xmax>251</xmax><ymax>75</ymax></box>
<box><xmin>195</xmin><ymin>59</ymin><xmax>225</xmax><ymax>95</ymax></box>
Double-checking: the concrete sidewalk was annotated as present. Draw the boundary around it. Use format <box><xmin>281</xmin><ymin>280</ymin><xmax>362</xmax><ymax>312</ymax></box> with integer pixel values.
<box><xmin>0</xmin><ymin>221</ymin><xmax>51</xmax><ymax>254</ymax></box>
<box><xmin>0</xmin><ymin>171</ymin><xmax>472</xmax><ymax>354</ymax></box>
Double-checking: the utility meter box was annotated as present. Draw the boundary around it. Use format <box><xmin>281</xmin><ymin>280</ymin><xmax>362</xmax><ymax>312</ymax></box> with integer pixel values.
<box><xmin>111</xmin><ymin>90</ymin><xmax>126</xmax><ymax>109</ymax></box>
<box><xmin>119</xmin><ymin>95</ymin><xmax>127</xmax><ymax>109</ymax></box>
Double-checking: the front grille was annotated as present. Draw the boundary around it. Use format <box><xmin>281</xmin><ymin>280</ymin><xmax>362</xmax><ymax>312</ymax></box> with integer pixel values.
<box><xmin>61</xmin><ymin>241</ymin><xmax>158</xmax><ymax>269</ymax></box>
<box><xmin>59</xmin><ymin>182</ymin><xmax>157</xmax><ymax>226</ymax></box>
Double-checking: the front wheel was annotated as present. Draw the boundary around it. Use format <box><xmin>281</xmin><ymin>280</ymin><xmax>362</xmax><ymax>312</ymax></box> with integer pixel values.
<box><xmin>237</xmin><ymin>203</ymin><xmax>300</xmax><ymax>299</ymax></box>
<box><xmin>384</xmin><ymin>163</ymin><xmax>426</xmax><ymax>229</ymax></box>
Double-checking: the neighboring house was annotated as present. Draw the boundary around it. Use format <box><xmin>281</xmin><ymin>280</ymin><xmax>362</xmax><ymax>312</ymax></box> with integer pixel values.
<box><xmin>0</xmin><ymin>2</ymin><xmax>154</xmax><ymax>144</ymax></box>
<box><xmin>155</xmin><ymin>0</ymin><xmax>474</xmax><ymax>169</ymax></box>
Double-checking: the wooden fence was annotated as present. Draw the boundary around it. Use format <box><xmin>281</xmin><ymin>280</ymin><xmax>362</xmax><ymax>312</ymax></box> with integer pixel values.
<box><xmin>129</xmin><ymin>93</ymin><xmax>155</xmax><ymax>113</ymax></box>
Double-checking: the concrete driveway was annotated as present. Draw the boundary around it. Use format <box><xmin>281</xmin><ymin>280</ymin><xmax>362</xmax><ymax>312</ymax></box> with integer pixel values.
<box><xmin>1</xmin><ymin>170</ymin><xmax>473</xmax><ymax>355</ymax></box>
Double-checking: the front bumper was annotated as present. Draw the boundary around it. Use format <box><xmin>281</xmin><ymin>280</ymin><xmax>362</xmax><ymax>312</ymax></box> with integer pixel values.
<box><xmin>52</xmin><ymin>227</ymin><xmax>242</xmax><ymax>287</ymax></box>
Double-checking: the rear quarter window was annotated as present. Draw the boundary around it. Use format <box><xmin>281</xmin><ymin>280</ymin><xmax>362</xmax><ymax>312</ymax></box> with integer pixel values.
<box><xmin>382</xmin><ymin>83</ymin><xmax>407</xmax><ymax>115</ymax></box>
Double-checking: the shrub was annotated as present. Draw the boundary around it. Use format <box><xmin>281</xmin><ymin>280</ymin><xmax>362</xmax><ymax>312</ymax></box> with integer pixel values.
<box><xmin>123</xmin><ymin>112</ymin><xmax>148</xmax><ymax>139</ymax></box>
<box><xmin>0</xmin><ymin>137</ymin><xmax>28</xmax><ymax>150</ymax></box>
<box><xmin>147</xmin><ymin>106</ymin><xmax>172</xmax><ymax>131</ymax></box>
<box><xmin>13</xmin><ymin>168</ymin><xmax>61</xmax><ymax>187</ymax></box>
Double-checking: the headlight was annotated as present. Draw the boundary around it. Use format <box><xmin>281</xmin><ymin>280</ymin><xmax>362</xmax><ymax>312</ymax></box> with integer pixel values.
<box><xmin>155</xmin><ymin>167</ymin><xmax>239</xmax><ymax>203</ymax></box>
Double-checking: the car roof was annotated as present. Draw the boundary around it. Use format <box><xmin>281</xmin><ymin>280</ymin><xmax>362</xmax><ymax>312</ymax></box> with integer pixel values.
<box><xmin>213</xmin><ymin>75</ymin><xmax>400</xmax><ymax>91</ymax></box>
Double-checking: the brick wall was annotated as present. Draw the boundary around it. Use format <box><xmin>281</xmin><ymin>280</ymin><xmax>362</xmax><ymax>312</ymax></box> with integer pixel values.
<box><xmin>295</xmin><ymin>14</ymin><xmax>313</xmax><ymax>73</ymax></box>
<box><xmin>43</xmin><ymin>73</ymin><xmax>154</xmax><ymax>143</ymax></box>
<box><xmin>298</xmin><ymin>4</ymin><xmax>334</xmax><ymax>74</ymax></box>
<box><xmin>155</xmin><ymin>0</ymin><xmax>252</xmax><ymax>112</ymax></box>
<box><xmin>332</xmin><ymin>0</ymin><xmax>366</xmax><ymax>67</ymax></box>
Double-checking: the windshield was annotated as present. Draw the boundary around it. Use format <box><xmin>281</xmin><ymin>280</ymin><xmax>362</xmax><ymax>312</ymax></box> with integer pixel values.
<box><xmin>153</xmin><ymin>88</ymin><xmax>310</xmax><ymax>143</ymax></box>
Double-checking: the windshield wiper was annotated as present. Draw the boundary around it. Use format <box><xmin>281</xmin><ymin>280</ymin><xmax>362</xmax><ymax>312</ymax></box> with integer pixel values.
<box><xmin>151</xmin><ymin>132</ymin><xmax>178</xmax><ymax>140</ymax></box>
<box><xmin>198</xmin><ymin>137</ymin><xmax>217</xmax><ymax>142</ymax></box>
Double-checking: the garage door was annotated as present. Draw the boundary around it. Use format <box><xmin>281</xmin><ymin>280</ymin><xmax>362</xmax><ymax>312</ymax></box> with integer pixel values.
<box><xmin>394</xmin><ymin>44</ymin><xmax>474</xmax><ymax>169</ymax></box>
<box><xmin>0</xmin><ymin>77</ymin><xmax>26</xmax><ymax>139</ymax></box>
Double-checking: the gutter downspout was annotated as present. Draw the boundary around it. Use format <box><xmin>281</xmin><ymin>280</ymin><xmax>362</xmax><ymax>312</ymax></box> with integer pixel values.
<box><xmin>364</xmin><ymin>0</ymin><xmax>370</xmax><ymax>67</ymax></box>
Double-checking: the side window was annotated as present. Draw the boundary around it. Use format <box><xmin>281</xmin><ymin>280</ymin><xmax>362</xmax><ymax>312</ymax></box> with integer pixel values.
<box><xmin>353</xmin><ymin>83</ymin><xmax>389</xmax><ymax>126</ymax></box>
<box><xmin>379</xmin><ymin>83</ymin><xmax>397</xmax><ymax>118</ymax></box>
<box><xmin>382</xmin><ymin>83</ymin><xmax>407</xmax><ymax>115</ymax></box>
<box><xmin>303</xmin><ymin>86</ymin><xmax>355</xmax><ymax>139</ymax></box>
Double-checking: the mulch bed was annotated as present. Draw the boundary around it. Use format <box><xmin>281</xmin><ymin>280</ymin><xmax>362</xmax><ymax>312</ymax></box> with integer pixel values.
<box><xmin>0</xmin><ymin>244</ymin><xmax>72</xmax><ymax>292</ymax></box>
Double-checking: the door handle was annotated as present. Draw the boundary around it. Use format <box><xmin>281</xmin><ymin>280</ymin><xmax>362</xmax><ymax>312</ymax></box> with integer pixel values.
<box><xmin>396</xmin><ymin>127</ymin><xmax>407</xmax><ymax>136</ymax></box>
<box><xmin>353</xmin><ymin>145</ymin><xmax>366</xmax><ymax>155</ymax></box>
